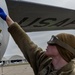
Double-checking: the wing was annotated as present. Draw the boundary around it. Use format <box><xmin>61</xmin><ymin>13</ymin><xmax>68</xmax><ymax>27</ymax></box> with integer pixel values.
<box><xmin>6</xmin><ymin>0</ymin><xmax>75</xmax><ymax>32</ymax></box>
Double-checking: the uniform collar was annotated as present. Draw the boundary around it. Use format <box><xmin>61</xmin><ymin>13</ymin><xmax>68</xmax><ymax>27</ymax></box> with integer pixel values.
<box><xmin>57</xmin><ymin>59</ymin><xmax>75</xmax><ymax>74</ymax></box>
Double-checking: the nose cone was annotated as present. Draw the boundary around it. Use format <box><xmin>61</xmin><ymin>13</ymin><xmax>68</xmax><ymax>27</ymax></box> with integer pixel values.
<box><xmin>0</xmin><ymin>0</ymin><xmax>9</xmax><ymax>60</ymax></box>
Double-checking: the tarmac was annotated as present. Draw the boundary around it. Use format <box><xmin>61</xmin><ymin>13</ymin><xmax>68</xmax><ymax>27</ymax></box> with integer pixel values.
<box><xmin>0</xmin><ymin>63</ymin><xmax>34</xmax><ymax>75</ymax></box>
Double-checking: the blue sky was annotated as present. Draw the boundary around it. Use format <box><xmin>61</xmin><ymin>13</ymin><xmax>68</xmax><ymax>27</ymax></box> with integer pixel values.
<box><xmin>4</xmin><ymin>30</ymin><xmax>75</xmax><ymax>58</ymax></box>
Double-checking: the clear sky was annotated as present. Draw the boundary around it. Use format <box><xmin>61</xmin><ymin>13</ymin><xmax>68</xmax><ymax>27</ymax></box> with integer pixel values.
<box><xmin>20</xmin><ymin>0</ymin><xmax>75</xmax><ymax>10</ymax></box>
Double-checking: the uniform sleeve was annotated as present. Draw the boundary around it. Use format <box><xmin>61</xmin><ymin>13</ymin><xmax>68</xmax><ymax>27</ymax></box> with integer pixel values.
<box><xmin>8</xmin><ymin>22</ymin><xmax>49</xmax><ymax>74</ymax></box>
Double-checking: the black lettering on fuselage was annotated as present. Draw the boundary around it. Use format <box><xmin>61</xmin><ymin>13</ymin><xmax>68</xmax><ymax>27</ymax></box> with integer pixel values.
<box><xmin>19</xmin><ymin>17</ymin><xmax>74</xmax><ymax>27</ymax></box>
<box><xmin>49</xmin><ymin>18</ymin><xmax>70</xmax><ymax>27</ymax></box>
<box><xmin>33</xmin><ymin>18</ymin><xmax>57</xmax><ymax>27</ymax></box>
<box><xmin>62</xmin><ymin>20</ymin><xmax>75</xmax><ymax>26</ymax></box>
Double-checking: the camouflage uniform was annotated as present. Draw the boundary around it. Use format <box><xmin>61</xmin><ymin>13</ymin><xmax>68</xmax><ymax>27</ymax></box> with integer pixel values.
<box><xmin>8</xmin><ymin>22</ymin><xmax>75</xmax><ymax>75</ymax></box>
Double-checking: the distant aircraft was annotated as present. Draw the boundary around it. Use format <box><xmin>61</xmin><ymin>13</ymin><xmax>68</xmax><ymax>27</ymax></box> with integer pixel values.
<box><xmin>0</xmin><ymin>0</ymin><xmax>75</xmax><ymax>60</ymax></box>
<box><xmin>0</xmin><ymin>0</ymin><xmax>9</xmax><ymax>60</ymax></box>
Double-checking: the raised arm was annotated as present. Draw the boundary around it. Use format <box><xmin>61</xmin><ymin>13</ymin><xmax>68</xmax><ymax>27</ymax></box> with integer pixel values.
<box><xmin>0</xmin><ymin>7</ymin><xmax>50</xmax><ymax>75</ymax></box>
<box><xmin>6</xmin><ymin>16</ymin><xmax>14</xmax><ymax>26</ymax></box>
